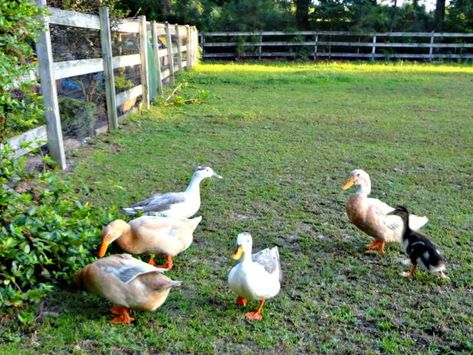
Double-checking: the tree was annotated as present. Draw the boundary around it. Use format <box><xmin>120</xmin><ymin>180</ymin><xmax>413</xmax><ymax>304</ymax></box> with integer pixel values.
<box><xmin>295</xmin><ymin>0</ymin><xmax>311</xmax><ymax>29</ymax></box>
<box><xmin>434</xmin><ymin>0</ymin><xmax>446</xmax><ymax>30</ymax></box>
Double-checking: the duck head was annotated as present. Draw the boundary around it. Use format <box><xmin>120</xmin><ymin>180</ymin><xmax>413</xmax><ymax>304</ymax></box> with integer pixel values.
<box><xmin>387</xmin><ymin>205</ymin><xmax>410</xmax><ymax>225</ymax></box>
<box><xmin>342</xmin><ymin>169</ymin><xmax>371</xmax><ymax>194</ymax></box>
<box><xmin>98</xmin><ymin>220</ymin><xmax>129</xmax><ymax>257</ymax></box>
<box><xmin>232</xmin><ymin>232</ymin><xmax>253</xmax><ymax>260</ymax></box>
<box><xmin>194</xmin><ymin>166</ymin><xmax>223</xmax><ymax>180</ymax></box>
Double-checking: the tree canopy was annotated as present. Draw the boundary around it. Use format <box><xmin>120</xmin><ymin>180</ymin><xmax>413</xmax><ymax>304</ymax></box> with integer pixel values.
<box><xmin>116</xmin><ymin>0</ymin><xmax>473</xmax><ymax>32</ymax></box>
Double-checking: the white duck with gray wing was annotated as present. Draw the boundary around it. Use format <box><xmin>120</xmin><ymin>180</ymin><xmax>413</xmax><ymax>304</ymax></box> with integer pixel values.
<box><xmin>122</xmin><ymin>166</ymin><xmax>222</xmax><ymax>218</ymax></box>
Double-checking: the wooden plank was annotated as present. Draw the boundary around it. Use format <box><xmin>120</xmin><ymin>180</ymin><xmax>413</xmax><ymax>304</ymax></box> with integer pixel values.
<box><xmin>371</xmin><ymin>34</ymin><xmax>376</xmax><ymax>60</ymax></box>
<box><xmin>115</xmin><ymin>20</ymin><xmax>140</xmax><ymax>33</ymax></box>
<box><xmin>112</xmin><ymin>54</ymin><xmax>141</xmax><ymax>68</ymax></box>
<box><xmin>165</xmin><ymin>22</ymin><xmax>175</xmax><ymax>84</ymax></box>
<box><xmin>115</xmin><ymin>85</ymin><xmax>142</xmax><ymax>107</ymax></box>
<box><xmin>36</xmin><ymin>0</ymin><xmax>66</xmax><ymax>169</ymax></box>
<box><xmin>158</xmin><ymin>51</ymin><xmax>168</xmax><ymax>59</ymax></box>
<box><xmin>99</xmin><ymin>6</ymin><xmax>118</xmax><ymax>130</ymax></box>
<box><xmin>6</xmin><ymin>125</ymin><xmax>48</xmax><ymax>158</ymax></box>
<box><xmin>175</xmin><ymin>24</ymin><xmax>183</xmax><ymax>71</ymax></box>
<box><xmin>161</xmin><ymin>68</ymin><xmax>170</xmax><ymax>80</ymax></box>
<box><xmin>151</xmin><ymin>21</ymin><xmax>163</xmax><ymax>94</ymax></box>
<box><xmin>186</xmin><ymin>25</ymin><xmax>192</xmax><ymax>70</ymax></box>
<box><xmin>48</xmin><ymin>7</ymin><xmax>100</xmax><ymax>30</ymax></box>
<box><xmin>53</xmin><ymin>58</ymin><xmax>104</xmax><ymax>80</ymax></box>
<box><xmin>203</xmin><ymin>31</ymin><xmax>473</xmax><ymax>38</ymax></box>
<box><xmin>139</xmin><ymin>16</ymin><xmax>149</xmax><ymax>109</ymax></box>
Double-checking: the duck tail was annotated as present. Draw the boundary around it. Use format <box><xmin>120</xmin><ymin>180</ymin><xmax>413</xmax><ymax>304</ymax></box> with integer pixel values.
<box><xmin>408</xmin><ymin>215</ymin><xmax>428</xmax><ymax>230</ymax></box>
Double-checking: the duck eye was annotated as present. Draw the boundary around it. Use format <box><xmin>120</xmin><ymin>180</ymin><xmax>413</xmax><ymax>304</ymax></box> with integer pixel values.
<box><xmin>356</xmin><ymin>173</ymin><xmax>360</xmax><ymax>177</ymax></box>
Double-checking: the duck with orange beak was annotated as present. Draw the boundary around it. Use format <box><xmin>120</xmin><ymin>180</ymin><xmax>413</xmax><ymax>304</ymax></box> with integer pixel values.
<box><xmin>98</xmin><ymin>215</ymin><xmax>202</xmax><ymax>270</ymax></box>
<box><xmin>342</xmin><ymin>169</ymin><xmax>429</xmax><ymax>254</ymax></box>
<box><xmin>228</xmin><ymin>232</ymin><xmax>281</xmax><ymax>320</ymax></box>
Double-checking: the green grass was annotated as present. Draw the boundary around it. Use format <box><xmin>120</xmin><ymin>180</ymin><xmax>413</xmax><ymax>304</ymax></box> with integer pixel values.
<box><xmin>2</xmin><ymin>61</ymin><xmax>473</xmax><ymax>353</ymax></box>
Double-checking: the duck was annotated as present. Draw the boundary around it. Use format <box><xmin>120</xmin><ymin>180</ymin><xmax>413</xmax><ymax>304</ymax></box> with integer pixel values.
<box><xmin>122</xmin><ymin>166</ymin><xmax>222</xmax><ymax>217</ymax></box>
<box><xmin>342</xmin><ymin>169</ymin><xmax>428</xmax><ymax>254</ymax></box>
<box><xmin>75</xmin><ymin>254</ymin><xmax>182</xmax><ymax>324</ymax></box>
<box><xmin>228</xmin><ymin>232</ymin><xmax>281</xmax><ymax>321</ymax></box>
<box><xmin>388</xmin><ymin>206</ymin><xmax>448</xmax><ymax>279</ymax></box>
<box><xmin>98</xmin><ymin>215</ymin><xmax>202</xmax><ymax>270</ymax></box>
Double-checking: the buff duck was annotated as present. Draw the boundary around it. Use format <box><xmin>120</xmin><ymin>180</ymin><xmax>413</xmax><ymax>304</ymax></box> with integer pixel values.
<box><xmin>98</xmin><ymin>215</ymin><xmax>202</xmax><ymax>270</ymax></box>
<box><xmin>228</xmin><ymin>232</ymin><xmax>281</xmax><ymax>321</ymax></box>
<box><xmin>388</xmin><ymin>206</ymin><xmax>448</xmax><ymax>279</ymax></box>
<box><xmin>122</xmin><ymin>166</ymin><xmax>222</xmax><ymax>217</ymax></box>
<box><xmin>75</xmin><ymin>254</ymin><xmax>181</xmax><ymax>324</ymax></box>
<box><xmin>342</xmin><ymin>169</ymin><xmax>428</xmax><ymax>254</ymax></box>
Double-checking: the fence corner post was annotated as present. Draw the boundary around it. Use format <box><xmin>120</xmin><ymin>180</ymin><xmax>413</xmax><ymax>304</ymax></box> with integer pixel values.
<box><xmin>35</xmin><ymin>0</ymin><xmax>66</xmax><ymax>170</ymax></box>
<box><xmin>165</xmin><ymin>21</ymin><xmax>175</xmax><ymax>84</ymax></box>
<box><xmin>139</xmin><ymin>15</ymin><xmax>150</xmax><ymax>109</ymax></box>
<box><xmin>99</xmin><ymin>6</ymin><xmax>118</xmax><ymax>130</ymax></box>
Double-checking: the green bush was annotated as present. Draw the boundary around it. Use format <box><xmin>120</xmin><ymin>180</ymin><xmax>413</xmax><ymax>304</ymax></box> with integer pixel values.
<box><xmin>0</xmin><ymin>146</ymin><xmax>116</xmax><ymax>307</ymax></box>
<box><xmin>59</xmin><ymin>97</ymin><xmax>97</xmax><ymax>138</ymax></box>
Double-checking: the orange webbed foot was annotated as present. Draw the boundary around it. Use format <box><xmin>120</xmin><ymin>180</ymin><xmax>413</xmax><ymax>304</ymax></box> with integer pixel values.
<box><xmin>365</xmin><ymin>240</ymin><xmax>384</xmax><ymax>254</ymax></box>
<box><xmin>148</xmin><ymin>257</ymin><xmax>157</xmax><ymax>266</ymax></box>
<box><xmin>110</xmin><ymin>306</ymin><xmax>134</xmax><ymax>324</ymax></box>
<box><xmin>245</xmin><ymin>311</ymin><xmax>263</xmax><ymax>321</ymax></box>
<box><xmin>236</xmin><ymin>296</ymin><xmax>248</xmax><ymax>307</ymax></box>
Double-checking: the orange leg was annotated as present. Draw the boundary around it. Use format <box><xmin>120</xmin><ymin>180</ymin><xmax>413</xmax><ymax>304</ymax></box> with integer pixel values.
<box><xmin>110</xmin><ymin>306</ymin><xmax>134</xmax><ymax>324</ymax></box>
<box><xmin>236</xmin><ymin>296</ymin><xmax>248</xmax><ymax>307</ymax></box>
<box><xmin>378</xmin><ymin>241</ymin><xmax>385</xmax><ymax>254</ymax></box>
<box><xmin>365</xmin><ymin>240</ymin><xmax>382</xmax><ymax>253</ymax></box>
<box><xmin>148</xmin><ymin>256</ymin><xmax>157</xmax><ymax>266</ymax></box>
<box><xmin>245</xmin><ymin>300</ymin><xmax>265</xmax><ymax>321</ymax></box>
<box><xmin>155</xmin><ymin>255</ymin><xmax>174</xmax><ymax>270</ymax></box>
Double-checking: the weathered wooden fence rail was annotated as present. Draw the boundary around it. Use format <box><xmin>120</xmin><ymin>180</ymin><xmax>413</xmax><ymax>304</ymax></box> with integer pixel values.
<box><xmin>201</xmin><ymin>31</ymin><xmax>473</xmax><ymax>60</ymax></box>
<box><xmin>6</xmin><ymin>3</ymin><xmax>198</xmax><ymax>169</ymax></box>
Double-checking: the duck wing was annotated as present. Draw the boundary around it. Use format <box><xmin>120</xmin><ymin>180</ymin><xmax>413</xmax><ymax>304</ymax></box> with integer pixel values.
<box><xmin>101</xmin><ymin>254</ymin><xmax>167</xmax><ymax>284</ymax></box>
<box><xmin>367</xmin><ymin>197</ymin><xmax>428</xmax><ymax>231</ymax></box>
<box><xmin>124</xmin><ymin>192</ymin><xmax>187</xmax><ymax>214</ymax></box>
<box><xmin>252</xmin><ymin>247</ymin><xmax>282</xmax><ymax>281</ymax></box>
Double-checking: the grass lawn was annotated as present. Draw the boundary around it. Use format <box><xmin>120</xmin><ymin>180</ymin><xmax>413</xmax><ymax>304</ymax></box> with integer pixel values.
<box><xmin>1</xmin><ymin>62</ymin><xmax>472</xmax><ymax>353</ymax></box>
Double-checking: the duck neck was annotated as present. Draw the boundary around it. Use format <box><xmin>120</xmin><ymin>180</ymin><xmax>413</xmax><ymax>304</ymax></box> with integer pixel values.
<box><xmin>185</xmin><ymin>174</ymin><xmax>203</xmax><ymax>195</ymax></box>
<box><xmin>355</xmin><ymin>180</ymin><xmax>371</xmax><ymax>196</ymax></box>
<box><xmin>241</xmin><ymin>245</ymin><xmax>253</xmax><ymax>265</ymax></box>
<box><xmin>115</xmin><ymin>224</ymin><xmax>136</xmax><ymax>253</ymax></box>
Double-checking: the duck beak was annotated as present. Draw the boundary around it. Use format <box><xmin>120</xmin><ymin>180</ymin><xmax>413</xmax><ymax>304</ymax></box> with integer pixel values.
<box><xmin>213</xmin><ymin>172</ymin><xmax>223</xmax><ymax>179</ymax></box>
<box><xmin>342</xmin><ymin>177</ymin><xmax>354</xmax><ymax>190</ymax></box>
<box><xmin>98</xmin><ymin>240</ymin><xmax>110</xmax><ymax>257</ymax></box>
<box><xmin>232</xmin><ymin>245</ymin><xmax>244</xmax><ymax>260</ymax></box>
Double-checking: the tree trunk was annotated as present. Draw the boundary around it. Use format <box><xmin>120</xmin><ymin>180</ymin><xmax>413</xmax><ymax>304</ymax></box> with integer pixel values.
<box><xmin>295</xmin><ymin>0</ymin><xmax>311</xmax><ymax>30</ymax></box>
<box><xmin>434</xmin><ymin>0</ymin><xmax>446</xmax><ymax>31</ymax></box>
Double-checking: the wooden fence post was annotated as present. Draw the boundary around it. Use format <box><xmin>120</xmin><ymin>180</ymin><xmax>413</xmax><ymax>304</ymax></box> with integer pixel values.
<box><xmin>175</xmin><ymin>24</ymin><xmax>183</xmax><ymax>72</ymax></box>
<box><xmin>151</xmin><ymin>21</ymin><xmax>163</xmax><ymax>94</ymax></box>
<box><xmin>199</xmin><ymin>31</ymin><xmax>204</xmax><ymax>61</ymax></box>
<box><xmin>429</xmin><ymin>31</ymin><xmax>435</xmax><ymax>61</ymax></box>
<box><xmin>186</xmin><ymin>25</ymin><xmax>192</xmax><ymax>70</ymax></box>
<box><xmin>165</xmin><ymin>22</ymin><xmax>175</xmax><ymax>84</ymax></box>
<box><xmin>139</xmin><ymin>16</ymin><xmax>150</xmax><ymax>109</ymax></box>
<box><xmin>371</xmin><ymin>34</ymin><xmax>377</xmax><ymax>61</ymax></box>
<box><xmin>99</xmin><ymin>6</ymin><xmax>118</xmax><ymax>130</ymax></box>
<box><xmin>194</xmin><ymin>27</ymin><xmax>199</xmax><ymax>65</ymax></box>
<box><xmin>35</xmin><ymin>0</ymin><xmax>66</xmax><ymax>169</ymax></box>
<box><xmin>314</xmin><ymin>33</ymin><xmax>318</xmax><ymax>61</ymax></box>
<box><xmin>258</xmin><ymin>32</ymin><xmax>263</xmax><ymax>60</ymax></box>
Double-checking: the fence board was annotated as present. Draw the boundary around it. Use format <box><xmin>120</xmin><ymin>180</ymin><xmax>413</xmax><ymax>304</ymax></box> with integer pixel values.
<box><xmin>115</xmin><ymin>85</ymin><xmax>142</xmax><ymax>107</ymax></box>
<box><xmin>6</xmin><ymin>126</ymin><xmax>48</xmax><ymax>158</ymax></box>
<box><xmin>49</xmin><ymin>7</ymin><xmax>100</xmax><ymax>30</ymax></box>
<box><xmin>53</xmin><ymin>58</ymin><xmax>104</xmax><ymax>80</ymax></box>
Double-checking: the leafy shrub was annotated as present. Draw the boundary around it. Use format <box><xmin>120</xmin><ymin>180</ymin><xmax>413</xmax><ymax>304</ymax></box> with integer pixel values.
<box><xmin>0</xmin><ymin>146</ymin><xmax>116</xmax><ymax>307</ymax></box>
<box><xmin>0</xmin><ymin>1</ymin><xmax>45</xmax><ymax>140</ymax></box>
<box><xmin>59</xmin><ymin>97</ymin><xmax>97</xmax><ymax>138</ymax></box>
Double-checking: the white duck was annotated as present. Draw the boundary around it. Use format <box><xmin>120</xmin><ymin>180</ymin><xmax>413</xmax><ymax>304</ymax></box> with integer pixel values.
<box><xmin>228</xmin><ymin>232</ymin><xmax>281</xmax><ymax>321</ymax></box>
<box><xmin>342</xmin><ymin>169</ymin><xmax>429</xmax><ymax>254</ymax></box>
<box><xmin>122</xmin><ymin>166</ymin><xmax>222</xmax><ymax>218</ymax></box>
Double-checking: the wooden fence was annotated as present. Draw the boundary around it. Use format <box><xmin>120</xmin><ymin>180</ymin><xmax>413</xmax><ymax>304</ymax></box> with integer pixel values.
<box><xmin>201</xmin><ymin>31</ymin><xmax>473</xmax><ymax>60</ymax></box>
<box><xmin>6</xmin><ymin>2</ymin><xmax>198</xmax><ymax>170</ymax></box>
